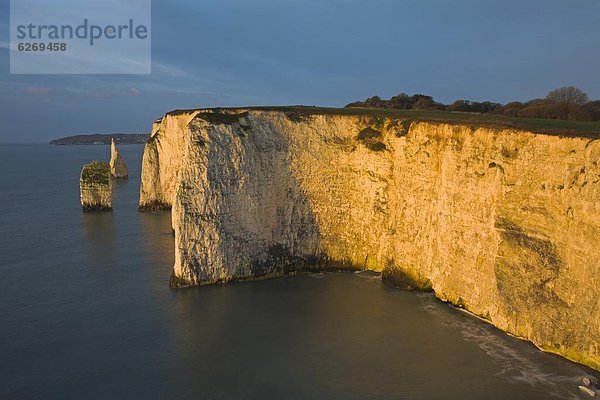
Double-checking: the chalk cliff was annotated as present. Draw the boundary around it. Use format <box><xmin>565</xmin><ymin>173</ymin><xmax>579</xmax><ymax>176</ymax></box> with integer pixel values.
<box><xmin>80</xmin><ymin>160</ymin><xmax>112</xmax><ymax>210</ymax></box>
<box><xmin>110</xmin><ymin>138</ymin><xmax>128</xmax><ymax>179</ymax></box>
<box><xmin>139</xmin><ymin>110</ymin><xmax>199</xmax><ymax>209</ymax></box>
<box><xmin>140</xmin><ymin>108</ymin><xmax>600</xmax><ymax>371</ymax></box>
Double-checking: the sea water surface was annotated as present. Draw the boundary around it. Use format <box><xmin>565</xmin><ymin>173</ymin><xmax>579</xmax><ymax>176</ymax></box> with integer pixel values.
<box><xmin>0</xmin><ymin>144</ymin><xmax>597</xmax><ymax>400</ymax></box>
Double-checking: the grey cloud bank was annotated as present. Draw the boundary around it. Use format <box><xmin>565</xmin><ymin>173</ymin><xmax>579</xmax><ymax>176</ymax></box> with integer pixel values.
<box><xmin>1</xmin><ymin>0</ymin><xmax>600</xmax><ymax>142</ymax></box>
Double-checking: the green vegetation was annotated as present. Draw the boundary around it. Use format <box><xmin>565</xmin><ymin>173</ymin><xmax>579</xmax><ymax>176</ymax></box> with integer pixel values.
<box><xmin>50</xmin><ymin>133</ymin><xmax>149</xmax><ymax>145</ymax></box>
<box><xmin>283</xmin><ymin>111</ymin><xmax>310</xmax><ymax>123</ymax></box>
<box><xmin>357</xmin><ymin>127</ymin><xmax>381</xmax><ymax>141</ymax></box>
<box><xmin>139</xmin><ymin>200</ymin><xmax>171</xmax><ymax>211</ymax></box>
<box><xmin>345</xmin><ymin>87</ymin><xmax>600</xmax><ymax>135</ymax></box>
<box><xmin>260</xmin><ymin>106</ymin><xmax>600</xmax><ymax>137</ymax></box>
<box><xmin>167</xmin><ymin>109</ymin><xmax>199</xmax><ymax>117</ymax></box>
<box><xmin>357</xmin><ymin>127</ymin><xmax>387</xmax><ymax>151</ymax></box>
<box><xmin>367</xmin><ymin>142</ymin><xmax>387</xmax><ymax>151</ymax></box>
<box><xmin>166</xmin><ymin>105</ymin><xmax>600</xmax><ymax>138</ymax></box>
<box><xmin>397</xmin><ymin>119</ymin><xmax>412</xmax><ymax>137</ymax></box>
<box><xmin>81</xmin><ymin>161</ymin><xmax>110</xmax><ymax>185</ymax></box>
<box><xmin>196</xmin><ymin>111</ymin><xmax>249</xmax><ymax>125</ymax></box>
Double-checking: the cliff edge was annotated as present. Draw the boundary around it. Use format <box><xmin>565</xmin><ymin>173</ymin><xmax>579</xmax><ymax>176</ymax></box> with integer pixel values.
<box><xmin>140</xmin><ymin>107</ymin><xmax>600</xmax><ymax>371</ymax></box>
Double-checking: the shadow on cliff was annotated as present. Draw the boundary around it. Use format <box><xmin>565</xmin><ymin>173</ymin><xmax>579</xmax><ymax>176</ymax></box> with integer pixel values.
<box><xmin>172</xmin><ymin>112</ymin><xmax>365</xmax><ymax>287</ymax></box>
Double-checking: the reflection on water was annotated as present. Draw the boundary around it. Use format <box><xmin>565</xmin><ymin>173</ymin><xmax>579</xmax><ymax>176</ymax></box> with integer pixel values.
<box><xmin>0</xmin><ymin>144</ymin><xmax>598</xmax><ymax>400</ymax></box>
<box><xmin>139</xmin><ymin>210</ymin><xmax>174</xmax><ymax>269</ymax></box>
<box><xmin>166</xmin><ymin>272</ymin><xmax>597</xmax><ymax>400</ymax></box>
<box><xmin>81</xmin><ymin>211</ymin><xmax>117</xmax><ymax>267</ymax></box>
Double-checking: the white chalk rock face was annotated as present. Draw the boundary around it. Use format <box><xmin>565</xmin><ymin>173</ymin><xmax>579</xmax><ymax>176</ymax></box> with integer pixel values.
<box><xmin>140</xmin><ymin>108</ymin><xmax>600</xmax><ymax>372</ymax></box>
<box><xmin>110</xmin><ymin>138</ymin><xmax>128</xmax><ymax>179</ymax></box>
<box><xmin>139</xmin><ymin>111</ymin><xmax>199</xmax><ymax>209</ymax></box>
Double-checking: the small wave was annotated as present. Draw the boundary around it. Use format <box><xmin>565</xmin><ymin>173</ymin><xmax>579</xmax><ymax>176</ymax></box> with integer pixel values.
<box><xmin>352</xmin><ymin>271</ymin><xmax>382</xmax><ymax>280</ymax></box>
<box><xmin>420</xmin><ymin>298</ymin><xmax>590</xmax><ymax>399</ymax></box>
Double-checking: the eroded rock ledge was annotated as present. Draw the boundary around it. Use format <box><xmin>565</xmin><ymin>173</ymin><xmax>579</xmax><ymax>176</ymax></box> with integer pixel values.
<box><xmin>140</xmin><ymin>108</ymin><xmax>600</xmax><ymax>371</ymax></box>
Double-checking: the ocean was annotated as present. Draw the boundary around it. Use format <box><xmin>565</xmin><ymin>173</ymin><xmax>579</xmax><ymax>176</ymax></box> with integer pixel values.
<box><xmin>0</xmin><ymin>144</ymin><xmax>596</xmax><ymax>399</ymax></box>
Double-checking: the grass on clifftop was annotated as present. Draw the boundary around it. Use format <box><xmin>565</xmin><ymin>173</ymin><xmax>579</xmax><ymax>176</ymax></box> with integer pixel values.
<box><xmin>265</xmin><ymin>106</ymin><xmax>600</xmax><ymax>138</ymax></box>
<box><xmin>196</xmin><ymin>111</ymin><xmax>249</xmax><ymax>125</ymax></box>
<box><xmin>168</xmin><ymin>106</ymin><xmax>600</xmax><ymax>138</ymax></box>
<box><xmin>81</xmin><ymin>161</ymin><xmax>110</xmax><ymax>185</ymax></box>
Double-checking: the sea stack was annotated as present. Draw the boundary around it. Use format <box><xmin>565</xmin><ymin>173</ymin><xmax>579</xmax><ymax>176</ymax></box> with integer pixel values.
<box><xmin>110</xmin><ymin>138</ymin><xmax>128</xmax><ymax>179</ymax></box>
<box><xmin>80</xmin><ymin>161</ymin><xmax>112</xmax><ymax>211</ymax></box>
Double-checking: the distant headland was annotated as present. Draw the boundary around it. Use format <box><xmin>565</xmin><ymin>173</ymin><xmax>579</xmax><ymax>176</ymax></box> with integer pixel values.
<box><xmin>50</xmin><ymin>133</ymin><xmax>149</xmax><ymax>145</ymax></box>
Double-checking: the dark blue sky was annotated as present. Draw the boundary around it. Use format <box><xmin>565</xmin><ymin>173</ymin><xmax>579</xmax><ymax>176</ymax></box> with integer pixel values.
<box><xmin>1</xmin><ymin>0</ymin><xmax>599</xmax><ymax>142</ymax></box>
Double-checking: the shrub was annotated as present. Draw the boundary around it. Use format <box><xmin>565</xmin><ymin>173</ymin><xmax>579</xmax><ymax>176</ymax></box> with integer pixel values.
<box><xmin>546</xmin><ymin>86</ymin><xmax>589</xmax><ymax>105</ymax></box>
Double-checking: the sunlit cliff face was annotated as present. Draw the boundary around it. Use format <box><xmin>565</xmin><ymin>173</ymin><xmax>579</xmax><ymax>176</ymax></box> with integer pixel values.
<box><xmin>140</xmin><ymin>109</ymin><xmax>600</xmax><ymax>371</ymax></box>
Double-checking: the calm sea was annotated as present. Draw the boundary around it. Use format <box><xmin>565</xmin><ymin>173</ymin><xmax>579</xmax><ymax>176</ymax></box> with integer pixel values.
<box><xmin>0</xmin><ymin>144</ymin><xmax>596</xmax><ymax>399</ymax></box>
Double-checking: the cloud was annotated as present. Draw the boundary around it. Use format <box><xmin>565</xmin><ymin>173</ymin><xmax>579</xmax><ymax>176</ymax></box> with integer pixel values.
<box><xmin>151</xmin><ymin>60</ymin><xmax>192</xmax><ymax>79</ymax></box>
<box><xmin>151</xmin><ymin>59</ymin><xmax>234</xmax><ymax>88</ymax></box>
<box><xmin>67</xmin><ymin>87</ymin><xmax>142</xmax><ymax>98</ymax></box>
<box><xmin>127</xmin><ymin>87</ymin><xmax>141</xmax><ymax>96</ymax></box>
<box><xmin>94</xmin><ymin>87</ymin><xmax>142</xmax><ymax>97</ymax></box>
<box><xmin>23</xmin><ymin>86</ymin><xmax>51</xmax><ymax>96</ymax></box>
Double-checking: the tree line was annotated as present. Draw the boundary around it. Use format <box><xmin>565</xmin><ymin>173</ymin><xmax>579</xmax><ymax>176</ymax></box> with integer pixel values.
<box><xmin>345</xmin><ymin>87</ymin><xmax>600</xmax><ymax>121</ymax></box>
